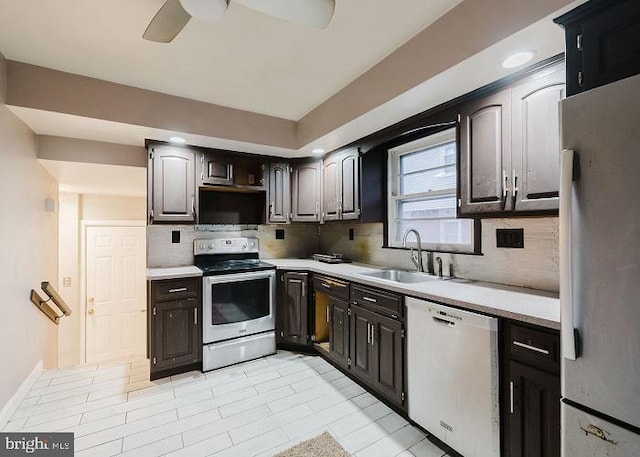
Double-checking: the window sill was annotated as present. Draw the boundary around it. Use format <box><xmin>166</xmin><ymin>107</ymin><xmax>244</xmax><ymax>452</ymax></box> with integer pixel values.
<box><xmin>381</xmin><ymin>245</ymin><xmax>483</xmax><ymax>256</ymax></box>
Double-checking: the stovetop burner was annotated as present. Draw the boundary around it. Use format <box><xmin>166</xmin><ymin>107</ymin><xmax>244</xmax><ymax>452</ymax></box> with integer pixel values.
<box><xmin>193</xmin><ymin>237</ymin><xmax>274</xmax><ymax>276</ymax></box>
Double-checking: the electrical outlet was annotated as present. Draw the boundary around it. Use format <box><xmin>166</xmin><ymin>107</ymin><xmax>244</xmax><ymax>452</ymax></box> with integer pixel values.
<box><xmin>349</xmin><ymin>228</ymin><xmax>355</xmax><ymax>240</ymax></box>
<box><xmin>496</xmin><ymin>228</ymin><xmax>524</xmax><ymax>248</ymax></box>
<box><xmin>276</xmin><ymin>229</ymin><xmax>285</xmax><ymax>240</ymax></box>
<box><xmin>171</xmin><ymin>230</ymin><xmax>180</xmax><ymax>243</ymax></box>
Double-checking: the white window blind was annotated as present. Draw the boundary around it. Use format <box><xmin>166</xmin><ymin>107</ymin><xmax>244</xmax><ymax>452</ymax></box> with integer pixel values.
<box><xmin>387</xmin><ymin>128</ymin><xmax>475</xmax><ymax>252</ymax></box>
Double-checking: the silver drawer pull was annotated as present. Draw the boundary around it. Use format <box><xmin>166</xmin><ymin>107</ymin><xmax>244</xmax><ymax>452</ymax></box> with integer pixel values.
<box><xmin>321</xmin><ymin>282</ymin><xmax>331</xmax><ymax>289</ymax></box>
<box><xmin>168</xmin><ymin>287</ymin><xmax>188</xmax><ymax>293</ymax></box>
<box><xmin>513</xmin><ymin>341</ymin><xmax>550</xmax><ymax>355</ymax></box>
<box><xmin>362</xmin><ymin>296</ymin><xmax>377</xmax><ymax>303</ymax></box>
<box><xmin>510</xmin><ymin>381</ymin><xmax>514</xmax><ymax>414</ymax></box>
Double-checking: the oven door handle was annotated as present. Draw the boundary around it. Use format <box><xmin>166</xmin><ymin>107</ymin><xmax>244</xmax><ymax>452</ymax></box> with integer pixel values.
<box><xmin>203</xmin><ymin>269</ymin><xmax>276</xmax><ymax>284</ymax></box>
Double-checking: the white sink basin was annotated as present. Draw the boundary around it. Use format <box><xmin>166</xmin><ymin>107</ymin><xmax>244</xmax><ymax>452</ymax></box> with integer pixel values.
<box><xmin>360</xmin><ymin>269</ymin><xmax>436</xmax><ymax>284</ymax></box>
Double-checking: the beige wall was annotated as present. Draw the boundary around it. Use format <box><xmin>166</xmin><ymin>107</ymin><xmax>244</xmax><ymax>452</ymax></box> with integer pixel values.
<box><xmin>319</xmin><ymin>218</ymin><xmax>559</xmax><ymax>292</ymax></box>
<box><xmin>57</xmin><ymin>193</ymin><xmax>146</xmax><ymax>367</ymax></box>
<box><xmin>0</xmin><ymin>65</ymin><xmax>59</xmax><ymax>411</ymax></box>
<box><xmin>80</xmin><ymin>194</ymin><xmax>146</xmax><ymax>221</ymax></box>
<box><xmin>39</xmin><ymin>135</ymin><xmax>147</xmax><ymax>168</ymax></box>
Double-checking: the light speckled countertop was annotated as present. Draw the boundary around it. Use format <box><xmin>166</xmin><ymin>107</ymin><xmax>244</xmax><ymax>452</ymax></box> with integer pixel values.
<box><xmin>266</xmin><ymin>259</ymin><xmax>560</xmax><ymax>330</ymax></box>
<box><xmin>147</xmin><ymin>259</ymin><xmax>560</xmax><ymax>329</ymax></box>
<box><xmin>147</xmin><ymin>266</ymin><xmax>202</xmax><ymax>280</ymax></box>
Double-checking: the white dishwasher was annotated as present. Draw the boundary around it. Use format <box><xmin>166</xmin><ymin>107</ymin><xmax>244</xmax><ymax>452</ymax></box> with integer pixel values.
<box><xmin>406</xmin><ymin>297</ymin><xmax>500</xmax><ymax>457</ymax></box>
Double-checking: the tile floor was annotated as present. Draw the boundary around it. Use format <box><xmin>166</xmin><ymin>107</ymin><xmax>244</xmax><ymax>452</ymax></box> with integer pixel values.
<box><xmin>3</xmin><ymin>351</ymin><xmax>454</xmax><ymax>456</ymax></box>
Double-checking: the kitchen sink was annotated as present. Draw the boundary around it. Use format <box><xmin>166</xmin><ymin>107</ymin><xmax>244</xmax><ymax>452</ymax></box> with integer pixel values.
<box><xmin>360</xmin><ymin>269</ymin><xmax>436</xmax><ymax>283</ymax></box>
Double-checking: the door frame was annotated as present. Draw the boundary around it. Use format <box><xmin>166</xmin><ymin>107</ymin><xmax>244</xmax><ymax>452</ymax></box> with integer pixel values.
<box><xmin>80</xmin><ymin>220</ymin><xmax>146</xmax><ymax>364</ymax></box>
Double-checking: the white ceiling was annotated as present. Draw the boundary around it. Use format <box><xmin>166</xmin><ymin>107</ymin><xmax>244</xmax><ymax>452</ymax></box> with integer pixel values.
<box><xmin>0</xmin><ymin>0</ymin><xmax>462</xmax><ymax>120</ymax></box>
<box><xmin>39</xmin><ymin>160</ymin><xmax>147</xmax><ymax>197</ymax></box>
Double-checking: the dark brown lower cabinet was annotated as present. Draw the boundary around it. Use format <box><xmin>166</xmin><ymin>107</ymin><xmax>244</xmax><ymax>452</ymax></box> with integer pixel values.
<box><xmin>508</xmin><ymin>361</ymin><xmax>561</xmax><ymax>457</ymax></box>
<box><xmin>350</xmin><ymin>303</ymin><xmax>404</xmax><ymax>408</ymax></box>
<box><xmin>277</xmin><ymin>271</ymin><xmax>309</xmax><ymax>346</ymax></box>
<box><xmin>503</xmin><ymin>321</ymin><xmax>560</xmax><ymax>457</ymax></box>
<box><xmin>329</xmin><ymin>298</ymin><xmax>350</xmax><ymax>369</ymax></box>
<box><xmin>149</xmin><ymin>278</ymin><xmax>202</xmax><ymax>380</ymax></box>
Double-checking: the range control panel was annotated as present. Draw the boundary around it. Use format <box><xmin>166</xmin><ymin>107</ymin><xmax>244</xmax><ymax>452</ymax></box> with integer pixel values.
<box><xmin>194</xmin><ymin>237</ymin><xmax>259</xmax><ymax>255</ymax></box>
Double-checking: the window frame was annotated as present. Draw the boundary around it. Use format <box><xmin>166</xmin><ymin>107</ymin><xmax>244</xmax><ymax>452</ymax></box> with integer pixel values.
<box><xmin>386</xmin><ymin>128</ymin><xmax>477</xmax><ymax>254</ymax></box>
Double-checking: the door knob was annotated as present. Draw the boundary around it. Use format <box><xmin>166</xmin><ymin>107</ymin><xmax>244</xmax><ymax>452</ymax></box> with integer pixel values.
<box><xmin>87</xmin><ymin>309</ymin><xmax>95</xmax><ymax>315</ymax></box>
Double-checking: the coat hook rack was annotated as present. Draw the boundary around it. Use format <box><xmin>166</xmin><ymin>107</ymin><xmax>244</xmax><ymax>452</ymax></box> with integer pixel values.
<box><xmin>30</xmin><ymin>281</ymin><xmax>72</xmax><ymax>325</ymax></box>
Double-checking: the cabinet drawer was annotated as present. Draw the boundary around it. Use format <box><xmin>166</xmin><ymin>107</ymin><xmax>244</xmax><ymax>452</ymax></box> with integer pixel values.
<box><xmin>351</xmin><ymin>284</ymin><xmax>402</xmax><ymax>319</ymax></box>
<box><xmin>313</xmin><ymin>274</ymin><xmax>349</xmax><ymax>301</ymax></box>
<box><xmin>508</xmin><ymin>323</ymin><xmax>559</xmax><ymax>374</ymax></box>
<box><xmin>152</xmin><ymin>278</ymin><xmax>200</xmax><ymax>303</ymax></box>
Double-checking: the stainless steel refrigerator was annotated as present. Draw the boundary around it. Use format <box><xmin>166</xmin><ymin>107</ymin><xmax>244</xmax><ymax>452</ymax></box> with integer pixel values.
<box><xmin>560</xmin><ymin>73</ymin><xmax>640</xmax><ymax>456</ymax></box>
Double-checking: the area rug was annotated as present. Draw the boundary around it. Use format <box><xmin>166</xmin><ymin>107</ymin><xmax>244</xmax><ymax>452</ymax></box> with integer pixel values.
<box><xmin>274</xmin><ymin>432</ymin><xmax>350</xmax><ymax>457</ymax></box>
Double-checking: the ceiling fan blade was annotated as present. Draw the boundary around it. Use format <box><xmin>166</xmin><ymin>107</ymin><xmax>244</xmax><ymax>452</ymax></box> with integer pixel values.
<box><xmin>143</xmin><ymin>0</ymin><xmax>192</xmax><ymax>43</ymax></box>
<box><xmin>237</xmin><ymin>0</ymin><xmax>335</xmax><ymax>29</ymax></box>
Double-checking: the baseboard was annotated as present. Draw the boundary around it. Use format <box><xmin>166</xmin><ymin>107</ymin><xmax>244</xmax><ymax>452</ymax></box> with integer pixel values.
<box><xmin>0</xmin><ymin>360</ymin><xmax>43</xmax><ymax>429</ymax></box>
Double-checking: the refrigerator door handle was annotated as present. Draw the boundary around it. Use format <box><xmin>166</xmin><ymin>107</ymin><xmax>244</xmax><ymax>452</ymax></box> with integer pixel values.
<box><xmin>560</xmin><ymin>149</ymin><xmax>578</xmax><ymax>360</ymax></box>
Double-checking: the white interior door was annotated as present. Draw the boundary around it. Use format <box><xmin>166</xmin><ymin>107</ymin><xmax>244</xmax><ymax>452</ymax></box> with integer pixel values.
<box><xmin>86</xmin><ymin>226</ymin><xmax>146</xmax><ymax>363</ymax></box>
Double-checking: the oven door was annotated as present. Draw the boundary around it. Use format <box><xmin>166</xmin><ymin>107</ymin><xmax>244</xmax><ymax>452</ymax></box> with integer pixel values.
<box><xmin>202</xmin><ymin>269</ymin><xmax>275</xmax><ymax>344</ymax></box>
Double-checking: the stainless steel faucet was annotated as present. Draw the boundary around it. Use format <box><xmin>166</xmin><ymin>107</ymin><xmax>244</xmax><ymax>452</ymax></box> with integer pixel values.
<box><xmin>434</xmin><ymin>256</ymin><xmax>443</xmax><ymax>278</ymax></box>
<box><xmin>402</xmin><ymin>229</ymin><xmax>424</xmax><ymax>272</ymax></box>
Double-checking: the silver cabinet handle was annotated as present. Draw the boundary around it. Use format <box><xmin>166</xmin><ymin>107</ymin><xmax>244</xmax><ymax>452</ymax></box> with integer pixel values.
<box><xmin>370</xmin><ymin>324</ymin><xmax>375</xmax><ymax>346</ymax></box>
<box><xmin>560</xmin><ymin>149</ymin><xmax>577</xmax><ymax>360</ymax></box>
<box><xmin>362</xmin><ymin>296</ymin><xmax>377</xmax><ymax>303</ymax></box>
<box><xmin>191</xmin><ymin>195</ymin><xmax>196</xmax><ymax>222</ymax></box>
<box><xmin>367</xmin><ymin>323</ymin><xmax>371</xmax><ymax>344</ymax></box>
<box><xmin>502</xmin><ymin>170</ymin><xmax>510</xmax><ymax>210</ymax></box>
<box><xmin>510</xmin><ymin>381</ymin><xmax>515</xmax><ymax>414</ymax></box>
<box><xmin>512</xmin><ymin>170</ymin><xmax>518</xmax><ymax>209</ymax></box>
<box><xmin>194</xmin><ymin>309</ymin><xmax>198</xmax><ymax>326</ymax></box>
<box><xmin>168</xmin><ymin>287</ymin><xmax>188</xmax><ymax>293</ymax></box>
<box><xmin>321</xmin><ymin>282</ymin><xmax>331</xmax><ymax>289</ymax></box>
<box><xmin>513</xmin><ymin>341</ymin><xmax>550</xmax><ymax>355</ymax></box>
<box><xmin>326</xmin><ymin>307</ymin><xmax>330</xmax><ymax>323</ymax></box>
<box><xmin>301</xmin><ymin>280</ymin><xmax>306</xmax><ymax>297</ymax></box>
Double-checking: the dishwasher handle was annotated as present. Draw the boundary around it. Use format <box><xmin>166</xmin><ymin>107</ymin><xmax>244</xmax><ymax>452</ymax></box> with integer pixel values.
<box><xmin>432</xmin><ymin>316</ymin><xmax>456</xmax><ymax>327</ymax></box>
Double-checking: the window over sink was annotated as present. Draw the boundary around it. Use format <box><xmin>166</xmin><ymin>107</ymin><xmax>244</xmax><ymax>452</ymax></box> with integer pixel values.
<box><xmin>387</xmin><ymin>127</ymin><xmax>477</xmax><ymax>253</ymax></box>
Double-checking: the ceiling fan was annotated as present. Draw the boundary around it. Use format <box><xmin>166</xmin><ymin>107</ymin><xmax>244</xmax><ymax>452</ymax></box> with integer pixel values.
<box><xmin>143</xmin><ymin>0</ymin><xmax>336</xmax><ymax>43</ymax></box>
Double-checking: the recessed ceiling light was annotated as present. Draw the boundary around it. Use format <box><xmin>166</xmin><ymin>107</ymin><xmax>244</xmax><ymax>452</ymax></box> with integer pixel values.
<box><xmin>169</xmin><ymin>136</ymin><xmax>186</xmax><ymax>144</ymax></box>
<box><xmin>502</xmin><ymin>51</ymin><xmax>535</xmax><ymax>69</ymax></box>
<box><xmin>312</xmin><ymin>148</ymin><xmax>325</xmax><ymax>155</ymax></box>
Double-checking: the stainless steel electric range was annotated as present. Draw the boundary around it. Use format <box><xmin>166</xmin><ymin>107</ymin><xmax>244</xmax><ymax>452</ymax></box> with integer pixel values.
<box><xmin>194</xmin><ymin>237</ymin><xmax>276</xmax><ymax>371</ymax></box>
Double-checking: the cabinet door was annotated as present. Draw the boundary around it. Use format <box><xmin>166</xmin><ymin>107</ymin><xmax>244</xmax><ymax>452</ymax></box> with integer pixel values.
<box><xmin>268</xmin><ymin>162</ymin><xmax>290</xmax><ymax>223</ymax></box>
<box><xmin>372</xmin><ymin>313</ymin><xmax>404</xmax><ymax>407</ymax></box>
<box><xmin>507</xmin><ymin>360</ymin><xmax>560</xmax><ymax>457</ymax></box>
<box><xmin>329</xmin><ymin>298</ymin><xmax>349</xmax><ymax>368</ymax></box>
<box><xmin>511</xmin><ymin>67</ymin><xmax>565</xmax><ymax>212</ymax></box>
<box><xmin>150</xmin><ymin>146</ymin><xmax>196</xmax><ymax>223</ymax></box>
<box><xmin>340</xmin><ymin>149</ymin><xmax>360</xmax><ymax>220</ymax></box>
<box><xmin>459</xmin><ymin>90</ymin><xmax>512</xmax><ymax>215</ymax></box>
<box><xmin>322</xmin><ymin>156</ymin><xmax>340</xmax><ymax>221</ymax></box>
<box><xmin>349</xmin><ymin>304</ymin><xmax>376</xmax><ymax>385</ymax></box>
<box><xmin>291</xmin><ymin>160</ymin><xmax>321</xmax><ymax>222</ymax></box>
<box><xmin>152</xmin><ymin>298</ymin><xmax>201</xmax><ymax>372</ymax></box>
<box><xmin>282</xmin><ymin>272</ymin><xmax>309</xmax><ymax>345</ymax></box>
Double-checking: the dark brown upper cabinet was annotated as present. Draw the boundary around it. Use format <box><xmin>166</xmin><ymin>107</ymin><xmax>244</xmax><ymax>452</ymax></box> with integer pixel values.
<box><xmin>511</xmin><ymin>68</ymin><xmax>565</xmax><ymax>212</ymax></box>
<box><xmin>554</xmin><ymin>0</ymin><xmax>640</xmax><ymax>97</ymax></box>
<box><xmin>147</xmin><ymin>145</ymin><xmax>196</xmax><ymax>224</ymax></box>
<box><xmin>323</xmin><ymin>148</ymin><xmax>360</xmax><ymax>221</ymax></box>
<box><xmin>459</xmin><ymin>90</ymin><xmax>512</xmax><ymax>215</ymax></box>
<box><xmin>198</xmin><ymin>150</ymin><xmax>234</xmax><ymax>187</ymax></box>
<box><xmin>268</xmin><ymin>162</ymin><xmax>291</xmax><ymax>224</ymax></box>
<box><xmin>291</xmin><ymin>160</ymin><xmax>322</xmax><ymax>222</ymax></box>
<box><xmin>459</xmin><ymin>64</ymin><xmax>565</xmax><ymax>217</ymax></box>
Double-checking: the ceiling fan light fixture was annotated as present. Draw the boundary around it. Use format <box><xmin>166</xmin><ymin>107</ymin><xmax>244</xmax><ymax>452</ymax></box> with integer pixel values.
<box><xmin>238</xmin><ymin>0</ymin><xmax>335</xmax><ymax>29</ymax></box>
<box><xmin>180</xmin><ymin>0</ymin><xmax>228</xmax><ymax>21</ymax></box>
